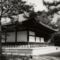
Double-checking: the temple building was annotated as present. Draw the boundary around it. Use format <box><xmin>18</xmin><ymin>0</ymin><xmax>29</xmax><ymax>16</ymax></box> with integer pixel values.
<box><xmin>1</xmin><ymin>17</ymin><xmax>59</xmax><ymax>56</ymax></box>
<box><xmin>2</xmin><ymin>19</ymin><xmax>58</xmax><ymax>47</ymax></box>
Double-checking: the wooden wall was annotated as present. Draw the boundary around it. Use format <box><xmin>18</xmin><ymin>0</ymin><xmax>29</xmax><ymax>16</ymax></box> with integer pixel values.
<box><xmin>2</xmin><ymin>31</ymin><xmax>27</xmax><ymax>43</ymax></box>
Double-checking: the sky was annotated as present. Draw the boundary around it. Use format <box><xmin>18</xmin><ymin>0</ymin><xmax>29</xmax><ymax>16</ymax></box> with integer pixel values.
<box><xmin>23</xmin><ymin>0</ymin><xmax>57</xmax><ymax>12</ymax></box>
<box><xmin>23</xmin><ymin>0</ymin><xmax>48</xmax><ymax>12</ymax></box>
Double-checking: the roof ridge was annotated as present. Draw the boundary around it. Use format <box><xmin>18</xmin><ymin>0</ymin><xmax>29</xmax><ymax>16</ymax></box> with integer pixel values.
<box><xmin>40</xmin><ymin>21</ymin><xmax>59</xmax><ymax>31</ymax></box>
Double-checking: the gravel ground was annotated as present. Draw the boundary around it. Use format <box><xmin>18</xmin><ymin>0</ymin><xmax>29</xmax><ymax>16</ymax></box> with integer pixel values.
<box><xmin>32</xmin><ymin>56</ymin><xmax>60</xmax><ymax>60</ymax></box>
<box><xmin>5</xmin><ymin>55</ymin><xmax>60</xmax><ymax>60</ymax></box>
<box><xmin>3</xmin><ymin>46</ymin><xmax>60</xmax><ymax>60</ymax></box>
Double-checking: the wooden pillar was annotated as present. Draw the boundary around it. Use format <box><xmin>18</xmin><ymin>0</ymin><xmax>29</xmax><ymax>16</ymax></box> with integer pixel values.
<box><xmin>35</xmin><ymin>32</ymin><xmax>36</xmax><ymax>42</ymax></box>
<box><xmin>5</xmin><ymin>32</ymin><xmax>7</xmax><ymax>43</ymax></box>
<box><xmin>15</xmin><ymin>21</ymin><xmax>18</xmax><ymax>43</ymax></box>
<box><xmin>27</xmin><ymin>30</ymin><xmax>29</xmax><ymax>42</ymax></box>
<box><xmin>15</xmin><ymin>30</ymin><xmax>17</xmax><ymax>43</ymax></box>
<box><xmin>27</xmin><ymin>30</ymin><xmax>30</xmax><ymax>47</ymax></box>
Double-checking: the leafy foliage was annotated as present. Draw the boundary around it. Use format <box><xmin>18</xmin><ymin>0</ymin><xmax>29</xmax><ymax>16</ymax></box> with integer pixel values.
<box><xmin>42</xmin><ymin>0</ymin><xmax>60</xmax><ymax>29</ymax></box>
<box><xmin>1</xmin><ymin>0</ymin><xmax>33</xmax><ymax>17</ymax></box>
<box><xmin>43</xmin><ymin>0</ymin><xmax>60</xmax><ymax>15</ymax></box>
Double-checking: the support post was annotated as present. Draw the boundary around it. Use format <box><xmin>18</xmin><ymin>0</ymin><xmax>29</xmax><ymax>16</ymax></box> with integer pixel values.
<box><xmin>0</xmin><ymin>16</ymin><xmax>2</xmax><ymax>60</ymax></box>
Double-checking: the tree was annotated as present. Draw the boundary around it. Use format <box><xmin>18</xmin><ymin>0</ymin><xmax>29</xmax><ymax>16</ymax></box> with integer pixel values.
<box><xmin>36</xmin><ymin>11</ymin><xmax>51</xmax><ymax>24</ymax></box>
<box><xmin>36</xmin><ymin>11</ymin><xmax>57</xmax><ymax>29</ymax></box>
<box><xmin>43</xmin><ymin>0</ymin><xmax>60</xmax><ymax>29</ymax></box>
<box><xmin>0</xmin><ymin>0</ymin><xmax>33</xmax><ymax>60</ymax></box>
<box><xmin>43</xmin><ymin>0</ymin><xmax>60</xmax><ymax>15</ymax></box>
<box><xmin>43</xmin><ymin>0</ymin><xmax>60</xmax><ymax>45</ymax></box>
<box><xmin>55</xmin><ymin>18</ymin><xmax>60</xmax><ymax>29</ymax></box>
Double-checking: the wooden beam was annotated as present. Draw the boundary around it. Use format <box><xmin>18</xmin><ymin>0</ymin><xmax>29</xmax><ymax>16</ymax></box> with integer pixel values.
<box><xmin>5</xmin><ymin>32</ymin><xmax>7</xmax><ymax>43</ymax></box>
<box><xmin>27</xmin><ymin>30</ymin><xmax>29</xmax><ymax>42</ymax></box>
<box><xmin>15</xmin><ymin>30</ymin><xmax>17</xmax><ymax>42</ymax></box>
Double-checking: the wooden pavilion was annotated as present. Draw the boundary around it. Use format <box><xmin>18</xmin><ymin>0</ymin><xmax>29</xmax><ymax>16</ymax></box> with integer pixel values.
<box><xmin>1</xmin><ymin>19</ymin><xmax>58</xmax><ymax>47</ymax></box>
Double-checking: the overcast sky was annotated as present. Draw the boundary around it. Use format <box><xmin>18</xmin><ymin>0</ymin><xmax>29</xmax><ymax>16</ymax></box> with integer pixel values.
<box><xmin>23</xmin><ymin>0</ymin><xmax>58</xmax><ymax>12</ymax></box>
<box><xmin>23</xmin><ymin>0</ymin><xmax>47</xmax><ymax>12</ymax></box>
